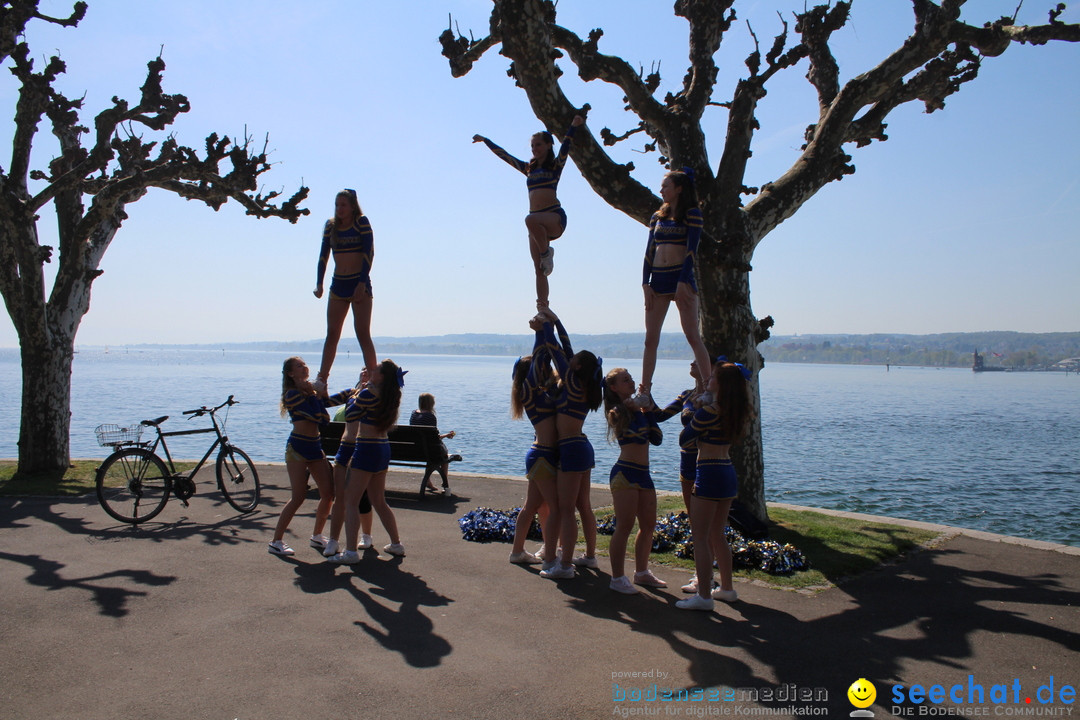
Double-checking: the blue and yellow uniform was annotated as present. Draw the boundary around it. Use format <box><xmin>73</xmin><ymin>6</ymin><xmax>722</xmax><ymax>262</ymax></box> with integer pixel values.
<box><xmin>642</xmin><ymin>207</ymin><xmax>703</xmax><ymax>296</ymax></box>
<box><xmin>678</xmin><ymin>391</ymin><xmax>700</xmax><ymax>485</ymax></box>
<box><xmin>538</xmin><ymin>319</ymin><xmax>596</xmax><ymax>472</ymax></box>
<box><xmin>316</xmin><ymin>215</ymin><xmax>374</xmax><ymax>300</ymax></box>
<box><xmin>682</xmin><ymin>403</ymin><xmax>737</xmax><ymax>501</ymax></box>
<box><xmin>478</xmin><ymin>123</ymin><xmax>578</xmax><ymax>231</ymax></box>
<box><xmin>520</xmin><ymin>319</ymin><xmax>573</xmax><ymax>482</ymax></box>
<box><xmin>283</xmin><ymin>388</ymin><xmax>353</xmax><ymax>462</ymax></box>
<box><xmin>609</xmin><ymin>392</ymin><xmax>687</xmax><ymax>491</ymax></box>
<box><xmin>344</xmin><ymin>388</ymin><xmax>392</xmax><ymax>473</ymax></box>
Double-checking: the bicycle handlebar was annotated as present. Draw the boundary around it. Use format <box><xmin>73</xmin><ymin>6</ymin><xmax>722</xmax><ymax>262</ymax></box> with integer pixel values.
<box><xmin>182</xmin><ymin>396</ymin><xmax>240</xmax><ymax>418</ymax></box>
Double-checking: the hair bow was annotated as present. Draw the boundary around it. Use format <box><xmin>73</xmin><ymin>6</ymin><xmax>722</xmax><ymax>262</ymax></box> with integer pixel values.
<box><xmin>344</xmin><ymin>188</ymin><xmax>357</xmax><ymax>198</ymax></box>
<box><xmin>715</xmin><ymin>355</ymin><xmax>751</xmax><ymax>380</ymax></box>
<box><xmin>680</xmin><ymin>166</ymin><xmax>696</xmax><ymax>185</ymax></box>
<box><xmin>397</xmin><ymin>367</ymin><xmax>408</xmax><ymax>388</ymax></box>
<box><xmin>594</xmin><ymin>356</ymin><xmax>604</xmax><ymax>383</ymax></box>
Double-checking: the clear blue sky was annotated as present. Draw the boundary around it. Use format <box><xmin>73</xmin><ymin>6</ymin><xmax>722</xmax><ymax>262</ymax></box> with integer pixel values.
<box><xmin>2</xmin><ymin>1</ymin><xmax>1077</xmax><ymax>347</ymax></box>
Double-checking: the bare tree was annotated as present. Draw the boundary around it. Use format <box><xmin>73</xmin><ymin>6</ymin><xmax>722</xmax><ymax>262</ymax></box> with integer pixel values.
<box><xmin>440</xmin><ymin>0</ymin><xmax>1079</xmax><ymax>520</ymax></box>
<box><xmin>0</xmin><ymin>1</ymin><xmax>309</xmax><ymax>477</ymax></box>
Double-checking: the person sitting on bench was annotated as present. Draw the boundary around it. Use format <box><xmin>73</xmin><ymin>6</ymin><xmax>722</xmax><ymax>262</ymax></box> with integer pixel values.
<box><xmin>409</xmin><ymin>392</ymin><xmax>457</xmax><ymax>495</ymax></box>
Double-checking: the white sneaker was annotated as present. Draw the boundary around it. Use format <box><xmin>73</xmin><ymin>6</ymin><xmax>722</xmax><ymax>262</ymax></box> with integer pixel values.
<box><xmin>539</xmin><ymin>562</ymin><xmax>575</xmax><ymax>580</ymax></box>
<box><xmin>609</xmin><ymin>576</ymin><xmax>639</xmax><ymax>594</ymax></box>
<box><xmin>539</xmin><ymin>247</ymin><xmax>554</xmax><ymax>276</ymax></box>
<box><xmin>712</xmin><ymin>588</ymin><xmax>739</xmax><ymax>603</ymax></box>
<box><xmin>328</xmin><ymin>550</ymin><xmax>360</xmax><ymax>564</ymax></box>
<box><xmin>383</xmin><ymin>542</ymin><xmax>405</xmax><ymax>556</ymax></box>
<box><xmin>681</xmin><ymin>575</ymin><xmax>698</xmax><ymax>594</ymax></box>
<box><xmin>634</xmin><ymin>570</ymin><xmax>667</xmax><ymax>588</ymax></box>
<box><xmin>572</xmin><ymin>555</ymin><xmax>599</xmax><ymax>569</ymax></box>
<box><xmin>309</xmin><ymin>534</ymin><xmax>328</xmax><ymax>549</ymax></box>
<box><xmin>359</xmin><ymin>534</ymin><xmax>373</xmax><ymax>550</ymax></box>
<box><xmin>509</xmin><ymin>551</ymin><xmax>542</xmax><ymax>565</ymax></box>
<box><xmin>268</xmin><ymin>540</ymin><xmax>294</xmax><ymax>556</ymax></box>
<box><xmin>676</xmin><ymin>594</ymin><xmax>714</xmax><ymax>611</ymax></box>
<box><xmin>322</xmin><ymin>538</ymin><xmax>339</xmax><ymax>557</ymax></box>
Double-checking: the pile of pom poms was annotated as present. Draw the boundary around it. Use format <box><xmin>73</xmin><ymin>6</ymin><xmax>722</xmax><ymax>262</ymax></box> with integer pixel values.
<box><xmin>459</xmin><ymin>508</ymin><xmax>809</xmax><ymax>575</ymax></box>
<box><xmin>458</xmin><ymin>507</ymin><xmax>542</xmax><ymax>544</ymax></box>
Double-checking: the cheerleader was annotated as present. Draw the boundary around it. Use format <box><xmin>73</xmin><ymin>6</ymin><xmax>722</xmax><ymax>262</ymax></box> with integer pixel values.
<box><xmin>676</xmin><ymin>361</ymin><xmax>754</xmax><ymax>611</ymax></box>
<box><xmin>312</xmin><ymin>189</ymin><xmax>377</xmax><ymax>393</ymax></box>
<box><xmin>270</xmin><ymin>357</ymin><xmax>354</xmax><ymax>556</ymax></box>
<box><xmin>473</xmin><ymin>115</ymin><xmax>585</xmax><ymax>309</ymax></box>
<box><xmin>327</xmin><ymin>360</ymin><xmax>406</xmax><ymax>564</ymax></box>
<box><xmin>602</xmin><ymin>367</ymin><xmax>687</xmax><ymax>594</ymax></box>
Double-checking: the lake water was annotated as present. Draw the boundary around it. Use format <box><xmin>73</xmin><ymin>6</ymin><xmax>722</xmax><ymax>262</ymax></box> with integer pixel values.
<box><xmin>1</xmin><ymin>348</ymin><xmax>1077</xmax><ymax>546</ymax></box>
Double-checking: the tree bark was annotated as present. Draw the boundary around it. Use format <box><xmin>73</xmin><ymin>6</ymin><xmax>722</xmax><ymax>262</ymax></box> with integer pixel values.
<box><xmin>2</xmin><ymin>5</ymin><xmax>308</xmax><ymax>477</ymax></box>
<box><xmin>442</xmin><ymin>0</ymin><xmax>1080</xmax><ymax>522</ymax></box>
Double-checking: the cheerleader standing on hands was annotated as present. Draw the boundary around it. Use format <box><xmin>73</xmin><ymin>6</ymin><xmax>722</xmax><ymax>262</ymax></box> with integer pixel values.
<box><xmin>640</xmin><ymin>169</ymin><xmax>712</xmax><ymax>403</ymax></box>
<box><xmin>313</xmin><ymin>189</ymin><xmax>377</xmax><ymax>392</ymax></box>
<box><xmin>473</xmin><ymin>115</ymin><xmax>585</xmax><ymax>310</ymax></box>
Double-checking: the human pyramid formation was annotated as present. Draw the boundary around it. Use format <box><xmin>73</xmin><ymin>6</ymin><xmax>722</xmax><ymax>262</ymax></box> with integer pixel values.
<box><xmin>268</xmin><ymin>116</ymin><xmax>755</xmax><ymax>612</ymax></box>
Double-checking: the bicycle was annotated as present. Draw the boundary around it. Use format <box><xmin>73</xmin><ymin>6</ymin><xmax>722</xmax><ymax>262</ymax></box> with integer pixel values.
<box><xmin>94</xmin><ymin>395</ymin><xmax>260</xmax><ymax>524</ymax></box>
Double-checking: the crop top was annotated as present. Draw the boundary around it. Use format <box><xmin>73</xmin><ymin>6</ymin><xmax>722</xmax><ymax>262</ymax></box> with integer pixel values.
<box><xmin>316</xmin><ymin>216</ymin><xmax>374</xmax><ymax>287</ymax></box>
<box><xmin>678</xmin><ymin>390</ymin><xmax>700</xmax><ymax>450</ymax></box>
<box><xmin>521</xmin><ymin>318</ymin><xmax>573</xmax><ymax>427</ymax></box>
<box><xmin>682</xmin><ymin>403</ymin><xmax>734</xmax><ymax>448</ymax></box>
<box><xmin>343</xmin><ymin>387</ymin><xmax>382</xmax><ymax>427</ymax></box>
<box><xmin>479</xmin><ymin>124</ymin><xmax>577</xmax><ymax>194</ymax></box>
<box><xmin>642</xmin><ymin>207</ymin><xmax>703</xmax><ymax>286</ymax></box>
<box><xmin>539</xmin><ymin>320</ymin><xmax>596</xmax><ymax>422</ymax></box>
<box><xmin>283</xmin><ymin>388</ymin><xmax>353</xmax><ymax>426</ymax></box>
<box><xmin>615</xmin><ymin>391</ymin><xmax>688</xmax><ymax>447</ymax></box>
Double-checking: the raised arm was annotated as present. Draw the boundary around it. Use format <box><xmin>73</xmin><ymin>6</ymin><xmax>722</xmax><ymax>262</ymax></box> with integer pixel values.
<box><xmin>473</xmin><ymin>134</ymin><xmax>529</xmax><ymax>174</ymax></box>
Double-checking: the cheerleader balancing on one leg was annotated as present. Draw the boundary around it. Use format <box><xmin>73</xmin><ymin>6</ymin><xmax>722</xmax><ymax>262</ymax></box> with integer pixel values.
<box><xmin>535</xmin><ymin>309</ymin><xmax>603</xmax><ymax>580</ymax></box>
<box><xmin>473</xmin><ymin>115</ymin><xmax>585</xmax><ymax>310</ymax></box>
<box><xmin>312</xmin><ymin>188</ymin><xmax>378</xmax><ymax>393</ymax></box>
<box><xmin>329</xmin><ymin>359</ymin><xmax>407</xmax><ymax>564</ymax></box>
<box><xmin>270</xmin><ymin>357</ymin><xmax>355</xmax><ymax>556</ymax></box>
<box><xmin>602</xmin><ymin>367</ymin><xmax>688</xmax><ymax>594</ymax></box>
<box><xmin>676</xmin><ymin>361</ymin><xmax>755</xmax><ymax>612</ymax></box>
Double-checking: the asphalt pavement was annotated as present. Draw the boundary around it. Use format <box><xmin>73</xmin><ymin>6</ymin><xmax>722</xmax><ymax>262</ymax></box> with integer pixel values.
<box><xmin>0</xmin><ymin>464</ymin><xmax>1077</xmax><ymax>720</ymax></box>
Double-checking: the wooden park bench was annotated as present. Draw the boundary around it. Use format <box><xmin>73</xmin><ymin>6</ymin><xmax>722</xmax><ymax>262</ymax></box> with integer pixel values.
<box><xmin>321</xmin><ymin>421</ymin><xmax>462</xmax><ymax>498</ymax></box>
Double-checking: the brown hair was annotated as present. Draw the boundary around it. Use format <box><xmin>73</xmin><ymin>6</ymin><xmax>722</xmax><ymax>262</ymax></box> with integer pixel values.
<box><xmin>602</xmin><ymin>367</ymin><xmax>633</xmax><ymax>442</ymax></box>
<box><xmin>709</xmin><ymin>362</ymin><xmax>754</xmax><ymax>443</ymax></box>
<box><xmin>657</xmin><ymin>169</ymin><xmax>699</xmax><ymax>223</ymax></box>
<box><xmin>280</xmin><ymin>356</ymin><xmax>305</xmax><ymax>417</ymax></box>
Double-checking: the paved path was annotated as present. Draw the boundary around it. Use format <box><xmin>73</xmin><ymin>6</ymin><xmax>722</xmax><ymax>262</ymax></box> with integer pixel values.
<box><xmin>1</xmin><ymin>465</ymin><xmax>1077</xmax><ymax>719</ymax></box>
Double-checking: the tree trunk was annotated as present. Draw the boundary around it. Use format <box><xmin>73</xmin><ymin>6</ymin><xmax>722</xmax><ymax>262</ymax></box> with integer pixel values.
<box><xmin>697</xmin><ymin>210</ymin><xmax>768</xmax><ymax>520</ymax></box>
<box><xmin>17</xmin><ymin>335</ymin><xmax>75</xmax><ymax>476</ymax></box>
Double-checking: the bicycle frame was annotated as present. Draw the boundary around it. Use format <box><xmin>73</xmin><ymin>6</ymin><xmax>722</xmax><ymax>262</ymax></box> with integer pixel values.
<box><xmin>151</xmin><ymin>419</ymin><xmax>226</xmax><ymax>481</ymax></box>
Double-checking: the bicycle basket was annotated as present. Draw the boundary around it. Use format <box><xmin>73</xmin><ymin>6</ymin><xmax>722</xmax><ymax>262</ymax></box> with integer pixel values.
<box><xmin>94</xmin><ymin>423</ymin><xmax>143</xmax><ymax>446</ymax></box>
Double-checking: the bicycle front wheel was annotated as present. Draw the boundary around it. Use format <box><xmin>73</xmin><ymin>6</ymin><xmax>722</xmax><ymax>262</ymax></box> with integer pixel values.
<box><xmin>216</xmin><ymin>445</ymin><xmax>260</xmax><ymax>513</ymax></box>
<box><xmin>96</xmin><ymin>448</ymin><xmax>171</xmax><ymax>524</ymax></box>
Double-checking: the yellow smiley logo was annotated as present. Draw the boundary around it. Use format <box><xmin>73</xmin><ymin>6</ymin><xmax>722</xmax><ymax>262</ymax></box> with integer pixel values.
<box><xmin>848</xmin><ymin>678</ymin><xmax>877</xmax><ymax>709</ymax></box>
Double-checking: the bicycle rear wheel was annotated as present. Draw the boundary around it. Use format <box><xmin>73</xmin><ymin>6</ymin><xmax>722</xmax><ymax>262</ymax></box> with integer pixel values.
<box><xmin>216</xmin><ymin>445</ymin><xmax>260</xmax><ymax>513</ymax></box>
<box><xmin>95</xmin><ymin>448</ymin><xmax>171</xmax><ymax>524</ymax></box>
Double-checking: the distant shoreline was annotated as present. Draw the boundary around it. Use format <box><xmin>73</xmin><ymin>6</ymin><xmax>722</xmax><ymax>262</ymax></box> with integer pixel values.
<box><xmin>23</xmin><ymin>329</ymin><xmax>1079</xmax><ymax>370</ymax></box>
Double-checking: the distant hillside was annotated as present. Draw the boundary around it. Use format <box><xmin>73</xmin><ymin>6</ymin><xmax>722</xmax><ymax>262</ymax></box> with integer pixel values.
<box><xmin>102</xmin><ymin>331</ymin><xmax>1080</xmax><ymax>369</ymax></box>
